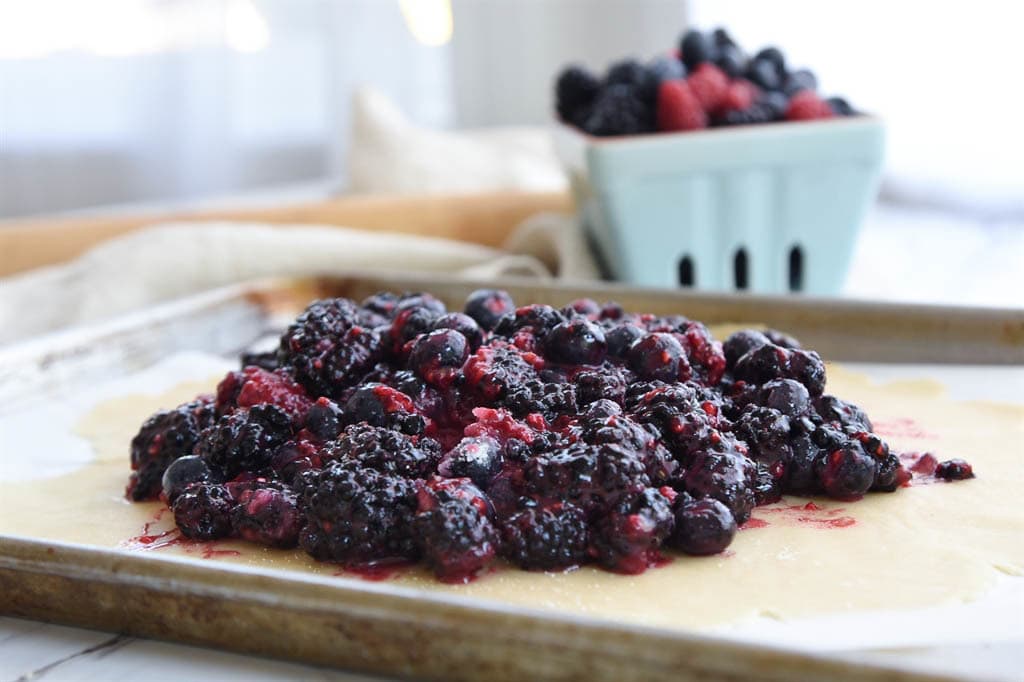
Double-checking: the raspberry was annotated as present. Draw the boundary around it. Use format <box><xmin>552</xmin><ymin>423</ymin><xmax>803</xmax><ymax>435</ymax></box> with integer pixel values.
<box><xmin>322</xmin><ymin>423</ymin><xmax>440</xmax><ymax>479</ymax></box>
<box><xmin>501</xmin><ymin>502</ymin><xmax>589</xmax><ymax>571</ymax></box>
<box><xmin>215</xmin><ymin>366</ymin><xmax>312</xmax><ymax>423</ymax></box>
<box><xmin>687</xmin><ymin>62</ymin><xmax>730</xmax><ymax>112</ymax></box>
<box><xmin>128</xmin><ymin>396</ymin><xmax>216</xmax><ymax>501</ymax></box>
<box><xmin>278</xmin><ymin>298</ymin><xmax>383</xmax><ymax>398</ymax></box>
<box><xmin>195</xmin><ymin>404</ymin><xmax>293</xmax><ymax>479</ymax></box>
<box><xmin>172</xmin><ymin>483</ymin><xmax>235</xmax><ymax>541</ymax></box>
<box><xmin>719</xmin><ymin>79</ymin><xmax>759</xmax><ymax>113</ymax></box>
<box><xmin>298</xmin><ymin>462</ymin><xmax>419</xmax><ymax>564</ymax></box>
<box><xmin>785</xmin><ymin>90</ymin><xmax>835</xmax><ymax>121</ymax></box>
<box><xmin>656</xmin><ymin>79</ymin><xmax>707</xmax><ymax>132</ymax></box>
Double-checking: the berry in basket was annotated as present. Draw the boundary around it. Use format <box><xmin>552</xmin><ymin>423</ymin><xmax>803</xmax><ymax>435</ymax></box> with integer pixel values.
<box><xmin>556</xmin><ymin>26</ymin><xmax>857</xmax><ymax>136</ymax></box>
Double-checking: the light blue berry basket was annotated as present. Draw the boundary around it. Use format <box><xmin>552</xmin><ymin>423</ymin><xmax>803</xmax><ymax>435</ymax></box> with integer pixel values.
<box><xmin>554</xmin><ymin>118</ymin><xmax>885</xmax><ymax>295</ymax></box>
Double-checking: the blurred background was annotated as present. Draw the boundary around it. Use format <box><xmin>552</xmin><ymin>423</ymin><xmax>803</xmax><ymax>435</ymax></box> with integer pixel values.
<box><xmin>1</xmin><ymin>0</ymin><xmax>1021</xmax><ymax>314</ymax></box>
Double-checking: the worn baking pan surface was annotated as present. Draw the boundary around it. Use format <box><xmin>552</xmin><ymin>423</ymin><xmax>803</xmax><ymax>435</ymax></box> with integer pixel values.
<box><xmin>1</xmin><ymin>274</ymin><xmax>1022</xmax><ymax>682</ymax></box>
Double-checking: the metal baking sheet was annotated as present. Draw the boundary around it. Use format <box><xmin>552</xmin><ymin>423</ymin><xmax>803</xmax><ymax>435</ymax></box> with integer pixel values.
<box><xmin>1</xmin><ymin>273</ymin><xmax>1021</xmax><ymax>682</ymax></box>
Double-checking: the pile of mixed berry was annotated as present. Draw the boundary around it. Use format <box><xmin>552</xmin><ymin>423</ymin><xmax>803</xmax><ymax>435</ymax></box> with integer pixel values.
<box><xmin>556</xmin><ymin>27</ymin><xmax>857</xmax><ymax>136</ymax></box>
<box><xmin>128</xmin><ymin>290</ymin><xmax>972</xmax><ymax>582</ymax></box>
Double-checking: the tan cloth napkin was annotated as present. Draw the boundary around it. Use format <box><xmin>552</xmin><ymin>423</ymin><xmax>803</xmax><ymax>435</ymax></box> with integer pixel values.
<box><xmin>0</xmin><ymin>216</ymin><xmax>598</xmax><ymax>346</ymax></box>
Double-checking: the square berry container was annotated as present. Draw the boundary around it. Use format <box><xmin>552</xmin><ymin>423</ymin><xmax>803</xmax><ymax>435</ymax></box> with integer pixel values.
<box><xmin>554</xmin><ymin>117</ymin><xmax>885</xmax><ymax>295</ymax></box>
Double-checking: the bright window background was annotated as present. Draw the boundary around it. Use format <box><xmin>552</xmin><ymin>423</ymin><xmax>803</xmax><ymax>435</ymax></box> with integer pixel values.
<box><xmin>688</xmin><ymin>0</ymin><xmax>1024</xmax><ymax>212</ymax></box>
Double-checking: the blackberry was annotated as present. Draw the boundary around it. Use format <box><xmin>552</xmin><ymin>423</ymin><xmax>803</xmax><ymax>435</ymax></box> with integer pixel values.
<box><xmin>322</xmin><ymin>423</ymin><xmax>440</xmax><ymax>479</ymax></box>
<box><xmin>936</xmin><ymin>459</ymin><xmax>974</xmax><ymax>481</ymax></box>
<box><xmin>278</xmin><ymin>298</ymin><xmax>383</xmax><ymax>398</ymax></box>
<box><xmin>232</xmin><ymin>484</ymin><xmax>302</xmax><ymax>548</ymax></box>
<box><xmin>677</xmin><ymin>321</ymin><xmax>727</xmax><ymax>386</ymax></box>
<box><xmin>543</xmin><ymin>319</ymin><xmax>607</xmax><ymax>365</ymax></box>
<box><xmin>734</xmin><ymin>405</ymin><xmax>792</xmax><ymax>463</ymax></box>
<box><xmin>195</xmin><ymin>404</ymin><xmax>293</xmax><ymax>479</ymax></box>
<box><xmin>574</xmin><ymin>364</ymin><xmax>631</xmax><ymax>406</ymax></box>
<box><xmin>172</xmin><ymin>483</ymin><xmax>235</xmax><ymax>541</ymax></box>
<box><xmin>717</xmin><ymin>103</ymin><xmax>776</xmax><ymax>126</ymax></box>
<box><xmin>239</xmin><ymin>350</ymin><xmax>278</xmax><ymax>372</ymax></box>
<box><xmin>414</xmin><ymin>498</ymin><xmax>498</xmax><ymax>582</ymax></box>
<box><xmin>463</xmin><ymin>342</ymin><xmax>540</xmax><ymax>403</ymax></box>
<box><xmin>583</xmin><ymin>84</ymin><xmax>654</xmax><ymax>137</ymax></box>
<box><xmin>583</xmin><ymin>399</ymin><xmax>623</xmax><ymax>420</ymax></box>
<box><xmin>723</xmin><ymin>329</ymin><xmax>770</xmax><ymax>369</ymax></box>
<box><xmin>409</xmin><ymin>329</ymin><xmax>470</xmax><ymax>388</ymax></box>
<box><xmin>526</xmin><ymin>442</ymin><xmax>649</xmax><ymax>514</ymax></box>
<box><xmin>590</xmin><ymin>488</ymin><xmax>674</xmax><ymax>574</ymax></box>
<box><xmin>500</xmin><ymin>502</ymin><xmax>589</xmax><ymax>571</ymax></box>
<box><xmin>555</xmin><ymin>65</ymin><xmax>601</xmax><ymax>127</ymax></box>
<box><xmin>343</xmin><ymin>383</ymin><xmax>425</xmax><ymax>435</ymax></box>
<box><xmin>669</xmin><ymin>496</ymin><xmax>737</xmax><ymax>555</ymax></box>
<box><xmin>579</xmin><ymin>413</ymin><xmax>676</xmax><ymax>486</ymax></box>
<box><xmin>733</xmin><ymin>344</ymin><xmax>826</xmax><ymax>396</ymax></box>
<box><xmin>504</xmin><ymin>379</ymin><xmax>578</xmax><ymax>422</ymax></box>
<box><xmin>161</xmin><ymin>454</ymin><xmax>217</xmax><ymax>503</ymax></box>
<box><xmin>783</xmin><ymin>432</ymin><xmax>822</xmax><ymax>494</ymax></box>
<box><xmin>432</xmin><ymin>312</ymin><xmax>484</xmax><ymax>351</ymax></box>
<box><xmin>763</xmin><ymin>329</ymin><xmax>803</xmax><ymax>349</ymax></box>
<box><xmin>438</xmin><ymin>436</ymin><xmax>503</xmax><ymax>488</ymax></box>
<box><xmin>298</xmin><ymin>462</ymin><xmax>419</xmax><ymax>564</ymax></box>
<box><xmin>464</xmin><ymin>289</ymin><xmax>515</xmax><ymax>331</ymax></box>
<box><xmin>627</xmin><ymin>333</ymin><xmax>689</xmax><ymax>382</ymax></box>
<box><xmin>605</xmin><ymin>59</ymin><xmax>658</xmax><ymax>104</ymax></box>
<box><xmin>128</xmin><ymin>397</ymin><xmax>216</xmax><ymax>501</ymax></box>
<box><xmin>759</xmin><ymin>91</ymin><xmax>790</xmax><ymax>119</ymax></box>
<box><xmin>682</xmin><ymin>450</ymin><xmax>757</xmax><ymax>524</ymax></box>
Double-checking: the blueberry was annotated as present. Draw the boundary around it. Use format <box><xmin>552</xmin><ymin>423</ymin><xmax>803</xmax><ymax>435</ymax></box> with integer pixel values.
<box><xmin>754</xmin><ymin>46</ymin><xmax>786</xmax><ymax>73</ymax></box>
<box><xmin>763</xmin><ymin>328</ymin><xmax>802</xmax><ymax>349</ymax></box>
<box><xmin>711</xmin><ymin>27</ymin><xmax>738</xmax><ymax>49</ymax></box>
<box><xmin>438</xmin><ymin>436</ymin><xmax>503</xmax><ymax>488</ymax></box>
<box><xmin>936</xmin><ymin>459</ymin><xmax>974</xmax><ymax>481</ymax></box>
<box><xmin>761</xmin><ymin>379</ymin><xmax>810</xmax><ymax>416</ymax></box>
<box><xmin>827</xmin><ymin>96</ymin><xmax>855</xmax><ymax>116</ymax></box>
<box><xmin>432</xmin><ymin>312</ymin><xmax>483</xmax><ymax>350</ymax></box>
<box><xmin>627</xmin><ymin>333</ymin><xmax>688</xmax><ymax>381</ymax></box>
<box><xmin>605</xmin><ymin>323</ymin><xmax>645</xmax><ymax>358</ymax></box>
<box><xmin>162</xmin><ymin>455</ymin><xmax>216</xmax><ymax>503</ymax></box>
<box><xmin>715</xmin><ymin>44</ymin><xmax>746</xmax><ymax>78</ymax></box>
<box><xmin>464</xmin><ymin>289</ymin><xmax>515</xmax><ymax>330</ymax></box>
<box><xmin>746</xmin><ymin>58</ymin><xmax>782</xmax><ymax>91</ymax></box>
<box><xmin>343</xmin><ymin>383</ymin><xmax>421</xmax><ymax>432</ymax></box>
<box><xmin>544</xmin><ymin>319</ymin><xmax>607</xmax><ymax>365</ymax></box>
<box><xmin>784</xmin><ymin>68</ymin><xmax>818</xmax><ymax>95</ymax></box>
<box><xmin>648</xmin><ymin>55</ymin><xmax>686</xmax><ymax>83</ymax></box>
<box><xmin>816</xmin><ymin>445</ymin><xmax>876</xmax><ymax>499</ymax></box>
<box><xmin>395</xmin><ymin>292</ymin><xmax>447</xmax><ymax>316</ymax></box>
<box><xmin>669</xmin><ymin>497</ymin><xmax>737</xmax><ymax>555</ymax></box>
<box><xmin>680</xmin><ymin>29</ymin><xmax>716</xmax><ymax>69</ymax></box>
<box><xmin>759</xmin><ymin>91</ymin><xmax>790</xmax><ymax>119</ymax></box>
<box><xmin>304</xmin><ymin>398</ymin><xmax>344</xmax><ymax>441</ymax></box>
<box><xmin>409</xmin><ymin>329</ymin><xmax>470</xmax><ymax>387</ymax></box>
<box><xmin>561</xmin><ymin>298</ymin><xmax>602</xmax><ymax>318</ymax></box>
<box><xmin>723</xmin><ymin>329</ymin><xmax>770</xmax><ymax>368</ymax></box>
